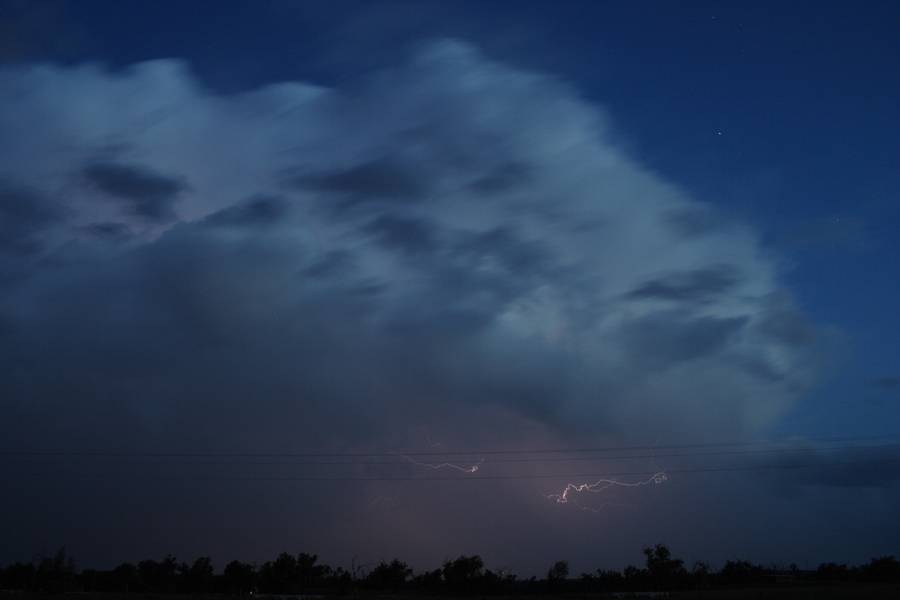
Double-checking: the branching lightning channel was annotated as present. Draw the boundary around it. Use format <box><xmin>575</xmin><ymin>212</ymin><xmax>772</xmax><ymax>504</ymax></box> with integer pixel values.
<box><xmin>399</xmin><ymin>454</ymin><xmax>484</xmax><ymax>473</ymax></box>
<box><xmin>546</xmin><ymin>472</ymin><xmax>668</xmax><ymax>506</ymax></box>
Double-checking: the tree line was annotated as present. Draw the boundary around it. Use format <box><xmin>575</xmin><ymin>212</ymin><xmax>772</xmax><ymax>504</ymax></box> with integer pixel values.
<box><xmin>2</xmin><ymin>545</ymin><xmax>899</xmax><ymax>595</ymax></box>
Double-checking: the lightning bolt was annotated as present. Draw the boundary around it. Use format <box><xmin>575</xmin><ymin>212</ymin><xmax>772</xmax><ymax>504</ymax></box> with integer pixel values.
<box><xmin>399</xmin><ymin>454</ymin><xmax>484</xmax><ymax>473</ymax></box>
<box><xmin>546</xmin><ymin>472</ymin><xmax>668</xmax><ymax>506</ymax></box>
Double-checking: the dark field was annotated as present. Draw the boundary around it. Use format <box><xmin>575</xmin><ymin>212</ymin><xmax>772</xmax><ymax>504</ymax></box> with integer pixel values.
<box><xmin>6</xmin><ymin>588</ymin><xmax>900</xmax><ymax>600</ymax></box>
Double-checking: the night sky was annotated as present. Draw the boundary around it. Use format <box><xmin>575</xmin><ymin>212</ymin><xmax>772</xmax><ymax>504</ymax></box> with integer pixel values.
<box><xmin>1</xmin><ymin>0</ymin><xmax>899</xmax><ymax>575</ymax></box>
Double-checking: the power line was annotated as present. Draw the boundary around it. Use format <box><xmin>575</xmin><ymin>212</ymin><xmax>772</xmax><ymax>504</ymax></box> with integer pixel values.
<box><xmin>4</xmin><ymin>442</ymin><xmax>898</xmax><ymax>465</ymax></box>
<box><xmin>3</xmin><ymin>434</ymin><xmax>899</xmax><ymax>459</ymax></box>
<box><xmin>10</xmin><ymin>457</ymin><xmax>900</xmax><ymax>482</ymax></box>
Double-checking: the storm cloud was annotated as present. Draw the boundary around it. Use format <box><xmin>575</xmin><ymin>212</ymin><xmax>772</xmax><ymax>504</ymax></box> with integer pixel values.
<box><xmin>0</xmin><ymin>39</ymin><xmax>821</xmax><ymax>468</ymax></box>
<box><xmin>82</xmin><ymin>161</ymin><xmax>186</xmax><ymax>222</ymax></box>
<box><xmin>0</xmin><ymin>41</ymin><xmax>850</xmax><ymax>570</ymax></box>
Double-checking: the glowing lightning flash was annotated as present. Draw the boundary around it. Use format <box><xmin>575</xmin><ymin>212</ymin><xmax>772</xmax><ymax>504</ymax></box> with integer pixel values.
<box><xmin>546</xmin><ymin>472</ymin><xmax>668</xmax><ymax>507</ymax></box>
<box><xmin>400</xmin><ymin>454</ymin><xmax>484</xmax><ymax>473</ymax></box>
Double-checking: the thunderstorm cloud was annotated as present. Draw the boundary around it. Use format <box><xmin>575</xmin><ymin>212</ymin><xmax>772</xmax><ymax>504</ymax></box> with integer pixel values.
<box><xmin>3</xmin><ymin>41</ymin><xmax>869</xmax><ymax>571</ymax></box>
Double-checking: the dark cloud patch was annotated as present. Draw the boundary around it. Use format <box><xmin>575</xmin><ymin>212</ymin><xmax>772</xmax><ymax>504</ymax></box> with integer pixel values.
<box><xmin>626</xmin><ymin>265</ymin><xmax>740</xmax><ymax>304</ymax></box>
<box><xmin>79</xmin><ymin>221</ymin><xmax>133</xmax><ymax>240</ymax></box>
<box><xmin>737</xmin><ymin>355</ymin><xmax>790</xmax><ymax>384</ymax></box>
<box><xmin>348</xmin><ymin>280</ymin><xmax>387</xmax><ymax>298</ymax></box>
<box><xmin>304</xmin><ymin>250</ymin><xmax>357</xmax><ymax>280</ymax></box>
<box><xmin>469</xmin><ymin>162</ymin><xmax>531</xmax><ymax>194</ymax></box>
<box><xmin>380</xmin><ymin>303</ymin><xmax>495</xmax><ymax>336</ymax></box>
<box><xmin>82</xmin><ymin>161</ymin><xmax>186</xmax><ymax>222</ymax></box>
<box><xmin>0</xmin><ymin>180</ymin><xmax>61</xmax><ymax>255</ymax></box>
<box><xmin>363</xmin><ymin>214</ymin><xmax>436</xmax><ymax>255</ymax></box>
<box><xmin>345</xmin><ymin>227</ymin><xmax>555</xmax><ymax>336</ymax></box>
<box><xmin>204</xmin><ymin>195</ymin><xmax>288</xmax><ymax>228</ymax></box>
<box><xmin>454</xmin><ymin>227</ymin><xmax>550</xmax><ymax>276</ymax></box>
<box><xmin>622</xmin><ymin>312</ymin><xmax>749</xmax><ymax>366</ymax></box>
<box><xmin>289</xmin><ymin>158</ymin><xmax>430</xmax><ymax>207</ymax></box>
<box><xmin>396</xmin><ymin>227</ymin><xmax>555</xmax><ymax>323</ymax></box>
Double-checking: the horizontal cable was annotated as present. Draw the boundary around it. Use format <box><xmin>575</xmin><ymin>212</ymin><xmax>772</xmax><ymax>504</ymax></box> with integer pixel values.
<box><xmin>3</xmin><ymin>442</ymin><xmax>898</xmax><ymax>465</ymax></box>
<box><xmin>9</xmin><ymin>457</ymin><xmax>900</xmax><ymax>482</ymax></box>
<box><xmin>2</xmin><ymin>434</ymin><xmax>899</xmax><ymax>459</ymax></box>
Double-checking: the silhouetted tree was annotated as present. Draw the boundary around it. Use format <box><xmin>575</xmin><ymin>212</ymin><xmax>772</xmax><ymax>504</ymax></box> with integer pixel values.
<box><xmin>547</xmin><ymin>560</ymin><xmax>569</xmax><ymax>591</ymax></box>
<box><xmin>258</xmin><ymin>552</ymin><xmax>297</xmax><ymax>593</ymax></box>
<box><xmin>595</xmin><ymin>568</ymin><xmax>624</xmax><ymax>591</ymax></box>
<box><xmin>366</xmin><ymin>559</ymin><xmax>412</xmax><ymax>590</ymax></box>
<box><xmin>35</xmin><ymin>547</ymin><xmax>77</xmax><ymax>593</ymax></box>
<box><xmin>296</xmin><ymin>552</ymin><xmax>330</xmax><ymax>590</ymax></box>
<box><xmin>815</xmin><ymin>562</ymin><xmax>850</xmax><ymax>581</ymax></box>
<box><xmin>692</xmin><ymin>560</ymin><xmax>711</xmax><ymax>590</ymax></box>
<box><xmin>8</xmin><ymin>543</ymin><xmax>900</xmax><ymax>596</ymax></box>
<box><xmin>138</xmin><ymin>555</ymin><xmax>180</xmax><ymax>593</ymax></box>
<box><xmin>257</xmin><ymin>552</ymin><xmax>330</xmax><ymax>593</ymax></box>
<box><xmin>548</xmin><ymin>559</ymin><xmax>569</xmax><ymax>581</ymax></box>
<box><xmin>328</xmin><ymin>566</ymin><xmax>353</xmax><ymax>594</ymax></box>
<box><xmin>442</xmin><ymin>555</ymin><xmax>484</xmax><ymax>593</ymax></box>
<box><xmin>1</xmin><ymin>562</ymin><xmax>36</xmax><ymax>591</ymax></box>
<box><xmin>182</xmin><ymin>556</ymin><xmax>214</xmax><ymax>593</ymax></box>
<box><xmin>643</xmin><ymin>544</ymin><xmax>685</xmax><ymax>589</ymax></box>
<box><xmin>720</xmin><ymin>560</ymin><xmax>764</xmax><ymax>586</ymax></box>
<box><xmin>112</xmin><ymin>562</ymin><xmax>139</xmax><ymax>593</ymax></box>
<box><xmin>862</xmin><ymin>556</ymin><xmax>900</xmax><ymax>582</ymax></box>
<box><xmin>223</xmin><ymin>560</ymin><xmax>257</xmax><ymax>595</ymax></box>
<box><xmin>578</xmin><ymin>571</ymin><xmax>595</xmax><ymax>593</ymax></box>
<box><xmin>412</xmin><ymin>568</ymin><xmax>443</xmax><ymax>592</ymax></box>
<box><xmin>622</xmin><ymin>563</ymin><xmax>650</xmax><ymax>589</ymax></box>
<box><xmin>481</xmin><ymin>568</ymin><xmax>516</xmax><ymax>594</ymax></box>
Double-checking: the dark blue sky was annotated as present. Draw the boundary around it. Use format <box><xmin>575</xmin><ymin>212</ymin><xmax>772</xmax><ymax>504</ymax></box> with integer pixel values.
<box><xmin>1</xmin><ymin>0</ymin><xmax>899</xmax><ymax>572</ymax></box>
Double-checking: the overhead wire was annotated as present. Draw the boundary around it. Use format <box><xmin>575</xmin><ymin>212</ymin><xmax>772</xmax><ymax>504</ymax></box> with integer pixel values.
<box><xmin>2</xmin><ymin>433</ymin><xmax>900</xmax><ymax>460</ymax></box>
